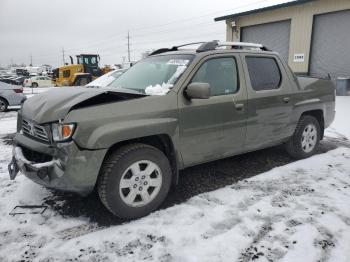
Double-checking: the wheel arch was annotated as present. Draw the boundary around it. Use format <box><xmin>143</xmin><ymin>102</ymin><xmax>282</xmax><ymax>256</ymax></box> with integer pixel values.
<box><xmin>0</xmin><ymin>96</ymin><xmax>9</xmax><ymax>105</ymax></box>
<box><xmin>300</xmin><ymin>109</ymin><xmax>324</xmax><ymax>139</ymax></box>
<box><xmin>99</xmin><ymin>134</ymin><xmax>179</xmax><ymax>187</ymax></box>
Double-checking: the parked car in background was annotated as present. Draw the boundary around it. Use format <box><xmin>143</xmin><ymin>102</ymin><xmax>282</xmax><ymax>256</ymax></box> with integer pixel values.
<box><xmin>86</xmin><ymin>69</ymin><xmax>127</xmax><ymax>87</ymax></box>
<box><xmin>0</xmin><ymin>81</ymin><xmax>25</xmax><ymax>112</ymax></box>
<box><xmin>16</xmin><ymin>68</ymin><xmax>29</xmax><ymax>76</ymax></box>
<box><xmin>0</xmin><ymin>76</ymin><xmax>17</xmax><ymax>85</ymax></box>
<box><xmin>0</xmin><ymin>75</ymin><xmax>29</xmax><ymax>86</ymax></box>
<box><xmin>14</xmin><ymin>76</ymin><xmax>27</xmax><ymax>86</ymax></box>
<box><xmin>23</xmin><ymin>76</ymin><xmax>53</xmax><ymax>88</ymax></box>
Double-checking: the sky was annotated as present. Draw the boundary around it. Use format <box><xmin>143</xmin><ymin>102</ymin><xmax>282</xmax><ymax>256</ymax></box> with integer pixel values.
<box><xmin>0</xmin><ymin>0</ymin><xmax>292</xmax><ymax>68</ymax></box>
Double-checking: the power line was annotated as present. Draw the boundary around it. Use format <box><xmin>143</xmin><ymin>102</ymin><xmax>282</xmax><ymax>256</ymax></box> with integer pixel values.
<box><xmin>99</xmin><ymin>29</ymin><xmax>227</xmax><ymax>57</ymax></box>
<box><xmin>7</xmin><ymin>0</ymin><xmax>281</xmax><ymax>65</ymax></box>
<box><xmin>126</xmin><ymin>0</ymin><xmax>270</xmax><ymax>32</ymax></box>
<box><xmin>30</xmin><ymin>0</ymin><xmax>271</xmax><ymax>57</ymax></box>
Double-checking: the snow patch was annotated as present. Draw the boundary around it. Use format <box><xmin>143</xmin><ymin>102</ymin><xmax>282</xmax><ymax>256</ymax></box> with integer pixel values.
<box><xmin>145</xmin><ymin>83</ymin><xmax>172</xmax><ymax>96</ymax></box>
<box><xmin>145</xmin><ymin>64</ymin><xmax>188</xmax><ymax>95</ymax></box>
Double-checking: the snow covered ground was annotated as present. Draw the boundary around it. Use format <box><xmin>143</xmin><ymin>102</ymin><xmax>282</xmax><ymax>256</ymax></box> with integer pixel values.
<box><xmin>0</xmin><ymin>97</ymin><xmax>349</xmax><ymax>262</ymax></box>
<box><xmin>326</xmin><ymin>97</ymin><xmax>350</xmax><ymax>140</ymax></box>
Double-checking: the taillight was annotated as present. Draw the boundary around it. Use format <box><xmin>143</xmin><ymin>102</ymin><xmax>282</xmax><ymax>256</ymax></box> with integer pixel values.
<box><xmin>14</xmin><ymin>88</ymin><xmax>23</xmax><ymax>93</ymax></box>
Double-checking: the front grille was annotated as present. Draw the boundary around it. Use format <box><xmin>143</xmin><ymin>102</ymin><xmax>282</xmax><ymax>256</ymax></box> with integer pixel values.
<box><xmin>22</xmin><ymin>119</ymin><xmax>50</xmax><ymax>143</ymax></box>
<box><xmin>21</xmin><ymin>146</ymin><xmax>53</xmax><ymax>163</ymax></box>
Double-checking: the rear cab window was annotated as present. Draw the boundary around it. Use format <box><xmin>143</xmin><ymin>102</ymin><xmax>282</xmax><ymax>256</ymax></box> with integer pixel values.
<box><xmin>245</xmin><ymin>56</ymin><xmax>281</xmax><ymax>91</ymax></box>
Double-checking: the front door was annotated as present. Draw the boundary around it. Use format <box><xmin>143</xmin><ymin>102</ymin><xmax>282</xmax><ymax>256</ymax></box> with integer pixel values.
<box><xmin>178</xmin><ymin>55</ymin><xmax>247</xmax><ymax>167</ymax></box>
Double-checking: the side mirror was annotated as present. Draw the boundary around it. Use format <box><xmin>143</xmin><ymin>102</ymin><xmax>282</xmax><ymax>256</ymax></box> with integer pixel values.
<box><xmin>185</xmin><ymin>82</ymin><xmax>210</xmax><ymax>99</ymax></box>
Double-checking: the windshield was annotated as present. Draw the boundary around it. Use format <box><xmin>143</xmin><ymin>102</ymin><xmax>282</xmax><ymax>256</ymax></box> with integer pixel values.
<box><xmin>108</xmin><ymin>54</ymin><xmax>193</xmax><ymax>95</ymax></box>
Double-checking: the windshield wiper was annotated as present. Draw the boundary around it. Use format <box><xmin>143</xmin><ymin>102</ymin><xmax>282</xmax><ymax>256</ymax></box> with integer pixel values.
<box><xmin>115</xmin><ymin>86</ymin><xmax>147</xmax><ymax>95</ymax></box>
<box><xmin>106</xmin><ymin>86</ymin><xmax>148</xmax><ymax>96</ymax></box>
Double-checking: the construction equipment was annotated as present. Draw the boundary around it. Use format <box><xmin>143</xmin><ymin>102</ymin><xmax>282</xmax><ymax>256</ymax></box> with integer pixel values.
<box><xmin>52</xmin><ymin>54</ymin><xmax>112</xmax><ymax>86</ymax></box>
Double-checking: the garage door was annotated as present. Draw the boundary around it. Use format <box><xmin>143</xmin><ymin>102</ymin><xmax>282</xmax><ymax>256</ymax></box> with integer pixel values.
<box><xmin>310</xmin><ymin>10</ymin><xmax>350</xmax><ymax>78</ymax></box>
<box><xmin>241</xmin><ymin>20</ymin><xmax>291</xmax><ymax>62</ymax></box>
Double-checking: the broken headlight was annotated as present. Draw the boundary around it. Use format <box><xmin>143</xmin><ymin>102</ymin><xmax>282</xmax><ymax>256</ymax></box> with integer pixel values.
<box><xmin>52</xmin><ymin>123</ymin><xmax>76</xmax><ymax>142</ymax></box>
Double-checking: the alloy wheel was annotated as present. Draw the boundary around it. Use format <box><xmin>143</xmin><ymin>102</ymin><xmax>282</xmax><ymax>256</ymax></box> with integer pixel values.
<box><xmin>301</xmin><ymin>124</ymin><xmax>317</xmax><ymax>153</ymax></box>
<box><xmin>119</xmin><ymin>160</ymin><xmax>162</xmax><ymax>207</ymax></box>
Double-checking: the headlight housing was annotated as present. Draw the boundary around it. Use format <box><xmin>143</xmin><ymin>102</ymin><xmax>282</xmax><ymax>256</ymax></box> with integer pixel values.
<box><xmin>52</xmin><ymin>123</ymin><xmax>76</xmax><ymax>142</ymax></box>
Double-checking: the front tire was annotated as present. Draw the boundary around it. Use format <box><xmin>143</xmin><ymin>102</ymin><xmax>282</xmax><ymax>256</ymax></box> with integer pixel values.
<box><xmin>97</xmin><ymin>143</ymin><xmax>172</xmax><ymax>219</ymax></box>
<box><xmin>285</xmin><ymin>115</ymin><xmax>321</xmax><ymax>159</ymax></box>
<box><xmin>31</xmin><ymin>82</ymin><xmax>38</xmax><ymax>88</ymax></box>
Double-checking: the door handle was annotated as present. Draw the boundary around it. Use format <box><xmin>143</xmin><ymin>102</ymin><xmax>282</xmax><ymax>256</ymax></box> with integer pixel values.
<box><xmin>235</xmin><ymin>103</ymin><xmax>244</xmax><ymax>111</ymax></box>
<box><xmin>283</xmin><ymin>97</ymin><xmax>290</xmax><ymax>103</ymax></box>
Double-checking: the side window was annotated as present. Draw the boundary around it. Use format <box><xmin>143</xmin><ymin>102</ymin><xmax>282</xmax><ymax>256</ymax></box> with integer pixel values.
<box><xmin>63</xmin><ymin>70</ymin><xmax>70</xmax><ymax>78</ymax></box>
<box><xmin>246</xmin><ymin>57</ymin><xmax>281</xmax><ymax>91</ymax></box>
<box><xmin>191</xmin><ymin>57</ymin><xmax>239</xmax><ymax>96</ymax></box>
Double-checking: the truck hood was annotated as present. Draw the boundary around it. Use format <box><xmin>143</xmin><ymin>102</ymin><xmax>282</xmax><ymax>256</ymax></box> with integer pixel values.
<box><xmin>22</xmin><ymin>87</ymin><xmax>146</xmax><ymax>124</ymax></box>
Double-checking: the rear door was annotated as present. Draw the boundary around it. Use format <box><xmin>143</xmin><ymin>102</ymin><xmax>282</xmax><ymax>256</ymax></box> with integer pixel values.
<box><xmin>178</xmin><ymin>54</ymin><xmax>247</xmax><ymax>167</ymax></box>
<box><xmin>242</xmin><ymin>54</ymin><xmax>294</xmax><ymax>151</ymax></box>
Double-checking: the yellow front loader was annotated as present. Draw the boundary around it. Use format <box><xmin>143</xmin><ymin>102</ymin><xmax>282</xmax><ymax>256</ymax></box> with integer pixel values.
<box><xmin>52</xmin><ymin>54</ymin><xmax>111</xmax><ymax>86</ymax></box>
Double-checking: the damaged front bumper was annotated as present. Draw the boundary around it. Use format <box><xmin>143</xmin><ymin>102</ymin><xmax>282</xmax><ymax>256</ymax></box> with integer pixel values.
<box><xmin>8</xmin><ymin>146</ymin><xmax>59</xmax><ymax>180</ymax></box>
<box><xmin>8</xmin><ymin>133</ymin><xmax>107</xmax><ymax>196</ymax></box>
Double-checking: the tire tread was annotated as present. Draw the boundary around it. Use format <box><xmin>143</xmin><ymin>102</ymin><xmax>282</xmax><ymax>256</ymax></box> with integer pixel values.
<box><xmin>97</xmin><ymin>143</ymin><xmax>163</xmax><ymax>217</ymax></box>
<box><xmin>285</xmin><ymin>115</ymin><xmax>321</xmax><ymax>159</ymax></box>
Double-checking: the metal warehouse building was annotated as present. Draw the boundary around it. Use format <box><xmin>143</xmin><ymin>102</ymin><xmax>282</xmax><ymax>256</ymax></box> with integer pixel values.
<box><xmin>215</xmin><ymin>0</ymin><xmax>350</xmax><ymax>78</ymax></box>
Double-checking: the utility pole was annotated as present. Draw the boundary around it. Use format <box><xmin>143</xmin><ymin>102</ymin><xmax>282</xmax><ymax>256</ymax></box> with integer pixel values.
<box><xmin>127</xmin><ymin>31</ymin><xmax>131</xmax><ymax>62</ymax></box>
<box><xmin>30</xmin><ymin>53</ymin><xmax>33</xmax><ymax>66</ymax></box>
<box><xmin>62</xmin><ymin>47</ymin><xmax>65</xmax><ymax>65</ymax></box>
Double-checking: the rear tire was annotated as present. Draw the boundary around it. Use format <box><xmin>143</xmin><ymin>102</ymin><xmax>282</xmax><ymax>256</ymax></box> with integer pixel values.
<box><xmin>0</xmin><ymin>98</ymin><xmax>8</xmax><ymax>112</ymax></box>
<box><xmin>285</xmin><ymin>115</ymin><xmax>321</xmax><ymax>159</ymax></box>
<box><xmin>31</xmin><ymin>82</ymin><xmax>38</xmax><ymax>88</ymax></box>
<box><xmin>97</xmin><ymin>143</ymin><xmax>172</xmax><ymax>219</ymax></box>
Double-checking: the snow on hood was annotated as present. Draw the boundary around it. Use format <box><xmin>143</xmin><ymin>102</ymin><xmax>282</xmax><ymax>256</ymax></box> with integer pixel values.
<box><xmin>145</xmin><ymin>83</ymin><xmax>172</xmax><ymax>96</ymax></box>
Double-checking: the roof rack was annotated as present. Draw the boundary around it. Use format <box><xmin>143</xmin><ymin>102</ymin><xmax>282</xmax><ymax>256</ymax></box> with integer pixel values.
<box><xmin>149</xmin><ymin>42</ymin><xmax>206</xmax><ymax>56</ymax></box>
<box><xmin>197</xmin><ymin>41</ymin><xmax>271</xmax><ymax>52</ymax></box>
<box><xmin>149</xmin><ymin>40</ymin><xmax>270</xmax><ymax>56</ymax></box>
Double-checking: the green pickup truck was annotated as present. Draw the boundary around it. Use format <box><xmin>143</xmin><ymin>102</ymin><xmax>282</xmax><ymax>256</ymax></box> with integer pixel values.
<box><xmin>8</xmin><ymin>41</ymin><xmax>335</xmax><ymax>219</ymax></box>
